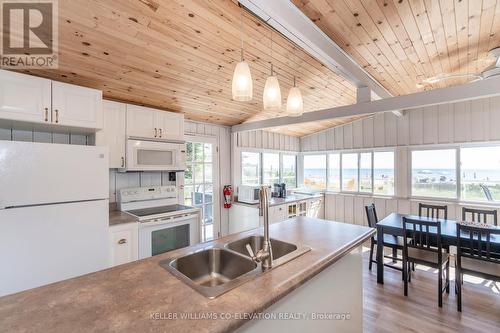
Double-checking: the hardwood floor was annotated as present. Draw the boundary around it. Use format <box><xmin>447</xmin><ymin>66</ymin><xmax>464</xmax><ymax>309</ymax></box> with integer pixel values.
<box><xmin>362</xmin><ymin>248</ymin><xmax>500</xmax><ymax>333</ymax></box>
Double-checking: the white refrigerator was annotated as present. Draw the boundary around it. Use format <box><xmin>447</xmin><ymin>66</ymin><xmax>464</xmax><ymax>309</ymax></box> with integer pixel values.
<box><xmin>0</xmin><ymin>141</ymin><xmax>110</xmax><ymax>297</ymax></box>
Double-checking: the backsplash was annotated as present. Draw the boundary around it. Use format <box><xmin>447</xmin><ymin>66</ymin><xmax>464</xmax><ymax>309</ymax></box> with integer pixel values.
<box><xmin>109</xmin><ymin>170</ymin><xmax>178</xmax><ymax>203</ymax></box>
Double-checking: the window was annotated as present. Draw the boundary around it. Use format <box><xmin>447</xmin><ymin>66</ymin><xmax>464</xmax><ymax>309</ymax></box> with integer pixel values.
<box><xmin>262</xmin><ymin>153</ymin><xmax>280</xmax><ymax>185</ymax></box>
<box><xmin>342</xmin><ymin>153</ymin><xmax>358</xmax><ymax>191</ymax></box>
<box><xmin>185</xmin><ymin>141</ymin><xmax>216</xmax><ymax>241</ymax></box>
<box><xmin>304</xmin><ymin>155</ymin><xmax>327</xmax><ymax>190</ymax></box>
<box><xmin>282</xmin><ymin>155</ymin><xmax>297</xmax><ymax>188</ymax></box>
<box><xmin>460</xmin><ymin>146</ymin><xmax>500</xmax><ymax>201</ymax></box>
<box><xmin>374</xmin><ymin>152</ymin><xmax>395</xmax><ymax>195</ymax></box>
<box><xmin>359</xmin><ymin>153</ymin><xmax>372</xmax><ymax>192</ymax></box>
<box><xmin>241</xmin><ymin>152</ymin><xmax>260</xmax><ymax>185</ymax></box>
<box><xmin>411</xmin><ymin>149</ymin><xmax>457</xmax><ymax>198</ymax></box>
<box><xmin>327</xmin><ymin>154</ymin><xmax>340</xmax><ymax>191</ymax></box>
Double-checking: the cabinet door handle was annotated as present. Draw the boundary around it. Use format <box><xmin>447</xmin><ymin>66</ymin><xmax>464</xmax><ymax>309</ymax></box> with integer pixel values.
<box><xmin>154</xmin><ymin>128</ymin><xmax>157</xmax><ymax>137</ymax></box>
<box><xmin>121</xmin><ymin>157</ymin><xmax>125</xmax><ymax>168</ymax></box>
<box><xmin>159</xmin><ymin>128</ymin><xmax>162</xmax><ymax>138</ymax></box>
<box><xmin>55</xmin><ymin>109</ymin><xmax>59</xmax><ymax>123</ymax></box>
<box><xmin>118</xmin><ymin>239</ymin><xmax>127</xmax><ymax>245</ymax></box>
<box><xmin>44</xmin><ymin>108</ymin><xmax>48</xmax><ymax>122</ymax></box>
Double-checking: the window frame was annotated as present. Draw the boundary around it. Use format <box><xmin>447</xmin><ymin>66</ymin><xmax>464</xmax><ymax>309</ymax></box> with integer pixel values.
<box><xmin>303</xmin><ymin>148</ymin><xmax>395</xmax><ymax>197</ymax></box>
<box><xmin>409</xmin><ymin>143</ymin><xmax>500</xmax><ymax>205</ymax></box>
<box><xmin>240</xmin><ymin>150</ymin><xmax>298</xmax><ymax>188</ymax></box>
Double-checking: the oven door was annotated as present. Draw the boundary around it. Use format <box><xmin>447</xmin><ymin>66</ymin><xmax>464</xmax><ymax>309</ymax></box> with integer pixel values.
<box><xmin>138</xmin><ymin>212</ymin><xmax>199</xmax><ymax>259</ymax></box>
<box><xmin>126</xmin><ymin>139</ymin><xmax>186</xmax><ymax>171</ymax></box>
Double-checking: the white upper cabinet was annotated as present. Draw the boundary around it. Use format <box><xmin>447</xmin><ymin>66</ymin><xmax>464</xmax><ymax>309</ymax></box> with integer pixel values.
<box><xmin>0</xmin><ymin>70</ymin><xmax>102</xmax><ymax>130</ymax></box>
<box><xmin>126</xmin><ymin>104</ymin><xmax>184</xmax><ymax>141</ymax></box>
<box><xmin>156</xmin><ymin>111</ymin><xmax>184</xmax><ymax>141</ymax></box>
<box><xmin>52</xmin><ymin>81</ymin><xmax>102</xmax><ymax>129</ymax></box>
<box><xmin>0</xmin><ymin>70</ymin><xmax>51</xmax><ymax>124</ymax></box>
<box><xmin>96</xmin><ymin>101</ymin><xmax>126</xmax><ymax>168</ymax></box>
<box><xmin>126</xmin><ymin>105</ymin><xmax>157</xmax><ymax>139</ymax></box>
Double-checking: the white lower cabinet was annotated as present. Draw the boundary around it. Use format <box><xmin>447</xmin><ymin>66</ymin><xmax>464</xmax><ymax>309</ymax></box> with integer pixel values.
<box><xmin>269</xmin><ymin>205</ymin><xmax>287</xmax><ymax>224</ymax></box>
<box><xmin>109</xmin><ymin>223</ymin><xmax>138</xmax><ymax>267</ymax></box>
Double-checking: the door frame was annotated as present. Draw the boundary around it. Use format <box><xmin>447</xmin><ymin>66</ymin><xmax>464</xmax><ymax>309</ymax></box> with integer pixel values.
<box><xmin>183</xmin><ymin>135</ymin><xmax>220</xmax><ymax>241</ymax></box>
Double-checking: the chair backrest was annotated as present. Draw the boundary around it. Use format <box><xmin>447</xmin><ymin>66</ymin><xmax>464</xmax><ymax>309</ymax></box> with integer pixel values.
<box><xmin>419</xmin><ymin>203</ymin><xmax>448</xmax><ymax>220</ymax></box>
<box><xmin>462</xmin><ymin>207</ymin><xmax>498</xmax><ymax>226</ymax></box>
<box><xmin>479</xmin><ymin>184</ymin><xmax>494</xmax><ymax>201</ymax></box>
<box><xmin>456</xmin><ymin>222</ymin><xmax>500</xmax><ymax>270</ymax></box>
<box><xmin>365</xmin><ymin>204</ymin><xmax>378</xmax><ymax>228</ymax></box>
<box><xmin>403</xmin><ymin>216</ymin><xmax>443</xmax><ymax>260</ymax></box>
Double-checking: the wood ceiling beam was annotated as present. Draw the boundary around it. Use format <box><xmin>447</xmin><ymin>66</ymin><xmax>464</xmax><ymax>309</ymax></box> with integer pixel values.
<box><xmin>238</xmin><ymin>0</ymin><xmax>393</xmax><ymax>99</ymax></box>
<box><xmin>232</xmin><ymin>75</ymin><xmax>500</xmax><ymax>133</ymax></box>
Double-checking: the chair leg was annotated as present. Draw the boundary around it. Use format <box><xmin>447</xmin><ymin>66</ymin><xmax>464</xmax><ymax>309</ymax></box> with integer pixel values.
<box><xmin>369</xmin><ymin>241</ymin><xmax>374</xmax><ymax>271</ymax></box>
<box><xmin>408</xmin><ymin>261</ymin><xmax>411</xmax><ymax>283</ymax></box>
<box><xmin>438</xmin><ymin>266</ymin><xmax>443</xmax><ymax>308</ymax></box>
<box><xmin>392</xmin><ymin>247</ymin><xmax>397</xmax><ymax>263</ymax></box>
<box><xmin>412</xmin><ymin>262</ymin><xmax>415</xmax><ymax>271</ymax></box>
<box><xmin>446</xmin><ymin>261</ymin><xmax>450</xmax><ymax>294</ymax></box>
<box><xmin>403</xmin><ymin>259</ymin><xmax>408</xmax><ymax>296</ymax></box>
<box><xmin>456</xmin><ymin>267</ymin><xmax>462</xmax><ymax>312</ymax></box>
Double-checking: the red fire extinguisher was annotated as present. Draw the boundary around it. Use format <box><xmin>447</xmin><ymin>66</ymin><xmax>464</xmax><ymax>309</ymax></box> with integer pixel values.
<box><xmin>223</xmin><ymin>185</ymin><xmax>233</xmax><ymax>208</ymax></box>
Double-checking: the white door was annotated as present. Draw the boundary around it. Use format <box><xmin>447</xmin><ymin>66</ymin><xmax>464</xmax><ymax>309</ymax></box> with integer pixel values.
<box><xmin>126</xmin><ymin>104</ymin><xmax>157</xmax><ymax>139</ymax></box>
<box><xmin>51</xmin><ymin>81</ymin><xmax>102</xmax><ymax>129</ymax></box>
<box><xmin>183</xmin><ymin>137</ymin><xmax>220</xmax><ymax>241</ymax></box>
<box><xmin>0</xmin><ymin>70</ymin><xmax>51</xmax><ymax>123</ymax></box>
<box><xmin>156</xmin><ymin>111</ymin><xmax>184</xmax><ymax>141</ymax></box>
<box><xmin>96</xmin><ymin>101</ymin><xmax>126</xmax><ymax>168</ymax></box>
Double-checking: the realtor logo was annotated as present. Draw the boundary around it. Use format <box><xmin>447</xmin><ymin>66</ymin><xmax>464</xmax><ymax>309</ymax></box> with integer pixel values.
<box><xmin>1</xmin><ymin>0</ymin><xmax>58</xmax><ymax>68</ymax></box>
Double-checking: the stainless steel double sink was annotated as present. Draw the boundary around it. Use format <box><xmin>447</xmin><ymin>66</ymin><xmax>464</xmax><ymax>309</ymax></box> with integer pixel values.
<box><xmin>159</xmin><ymin>235</ymin><xmax>311</xmax><ymax>299</ymax></box>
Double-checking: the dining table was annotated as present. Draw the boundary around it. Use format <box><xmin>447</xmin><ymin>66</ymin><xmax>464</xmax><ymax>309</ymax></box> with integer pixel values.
<box><xmin>376</xmin><ymin>213</ymin><xmax>500</xmax><ymax>284</ymax></box>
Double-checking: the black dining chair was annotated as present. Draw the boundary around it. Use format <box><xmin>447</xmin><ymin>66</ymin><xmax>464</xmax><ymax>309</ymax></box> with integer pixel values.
<box><xmin>456</xmin><ymin>222</ymin><xmax>500</xmax><ymax>312</ymax></box>
<box><xmin>402</xmin><ymin>216</ymin><xmax>450</xmax><ymax>307</ymax></box>
<box><xmin>419</xmin><ymin>203</ymin><xmax>448</xmax><ymax>220</ymax></box>
<box><xmin>365</xmin><ymin>204</ymin><xmax>403</xmax><ymax>277</ymax></box>
<box><xmin>462</xmin><ymin>207</ymin><xmax>497</xmax><ymax>226</ymax></box>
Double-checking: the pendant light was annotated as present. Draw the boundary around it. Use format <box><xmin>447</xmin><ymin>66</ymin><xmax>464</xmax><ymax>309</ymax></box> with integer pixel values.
<box><xmin>287</xmin><ymin>76</ymin><xmax>303</xmax><ymax>116</ymax></box>
<box><xmin>263</xmin><ymin>30</ymin><xmax>281</xmax><ymax>111</ymax></box>
<box><xmin>232</xmin><ymin>7</ymin><xmax>253</xmax><ymax>101</ymax></box>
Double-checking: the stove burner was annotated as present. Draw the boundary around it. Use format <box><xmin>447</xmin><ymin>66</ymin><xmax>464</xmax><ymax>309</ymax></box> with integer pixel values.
<box><xmin>127</xmin><ymin>204</ymin><xmax>195</xmax><ymax>218</ymax></box>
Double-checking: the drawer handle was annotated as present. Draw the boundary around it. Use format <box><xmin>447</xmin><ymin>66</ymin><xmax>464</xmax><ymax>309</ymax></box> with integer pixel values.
<box><xmin>55</xmin><ymin>109</ymin><xmax>59</xmax><ymax>123</ymax></box>
<box><xmin>118</xmin><ymin>238</ymin><xmax>127</xmax><ymax>244</ymax></box>
<box><xmin>44</xmin><ymin>107</ymin><xmax>48</xmax><ymax>122</ymax></box>
<box><xmin>121</xmin><ymin>156</ymin><xmax>125</xmax><ymax>168</ymax></box>
<box><xmin>154</xmin><ymin>128</ymin><xmax>158</xmax><ymax>137</ymax></box>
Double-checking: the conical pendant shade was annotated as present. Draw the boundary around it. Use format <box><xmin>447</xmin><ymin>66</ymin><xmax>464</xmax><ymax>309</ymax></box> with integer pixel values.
<box><xmin>263</xmin><ymin>75</ymin><xmax>281</xmax><ymax>111</ymax></box>
<box><xmin>232</xmin><ymin>61</ymin><xmax>253</xmax><ymax>101</ymax></box>
<box><xmin>286</xmin><ymin>86</ymin><xmax>303</xmax><ymax>116</ymax></box>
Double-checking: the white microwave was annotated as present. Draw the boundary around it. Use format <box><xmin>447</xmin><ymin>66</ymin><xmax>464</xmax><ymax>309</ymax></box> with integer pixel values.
<box><xmin>126</xmin><ymin>139</ymin><xmax>186</xmax><ymax>171</ymax></box>
<box><xmin>238</xmin><ymin>185</ymin><xmax>270</xmax><ymax>204</ymax></box>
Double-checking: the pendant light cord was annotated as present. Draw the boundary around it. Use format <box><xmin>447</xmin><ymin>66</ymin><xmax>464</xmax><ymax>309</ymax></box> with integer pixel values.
<box><xmin>270</xmin><ymin>30</ymin><xmax>273</xmax><ymax>76</ymax></box>
<box><xmin>240</xmin><ymin>6</ymin><xmax>244</xmax><ymax>61</ymax></box>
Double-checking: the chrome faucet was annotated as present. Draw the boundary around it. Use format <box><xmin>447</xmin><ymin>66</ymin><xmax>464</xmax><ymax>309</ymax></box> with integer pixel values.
<box><xmin>245</xmin><ymin>186</ymin><xmax>273</xmax><ymax>269</ymax></box>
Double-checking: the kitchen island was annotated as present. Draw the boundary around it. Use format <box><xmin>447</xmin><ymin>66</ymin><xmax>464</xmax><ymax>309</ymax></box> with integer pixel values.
<box><xmin>0</xmin><ymin>217</ymin><xmax>374</xmax><ymax>333</ymax></box>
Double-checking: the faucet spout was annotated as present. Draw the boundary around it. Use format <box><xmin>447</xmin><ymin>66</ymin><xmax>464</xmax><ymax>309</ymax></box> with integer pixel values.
<box><xmin>258</xmin><ymin>186</ymin><xmax>273</xmax><ymax>269</ymax></box>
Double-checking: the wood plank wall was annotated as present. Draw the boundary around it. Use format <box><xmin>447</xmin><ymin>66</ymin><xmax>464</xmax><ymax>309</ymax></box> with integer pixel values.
<box><xmin>236</xmin><ymin>130</ymin><xmax>300</xmax><ymax>152</ymax></box>
<box><xmin>301</xmin><ymin>96</ymin><xmax>500</xmax><ymax>151</ymax></box>
<box><xmin>300</xmin><ymin>96</ymin><xmax>500</xmax><ymax>226</ymax></box>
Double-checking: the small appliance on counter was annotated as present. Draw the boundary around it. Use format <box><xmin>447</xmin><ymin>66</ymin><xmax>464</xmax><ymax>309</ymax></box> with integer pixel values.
<box><xmin>273</xmin><ymin>183</ymin><xmax>287</xmax><ymax>198</ymax></box>
<box><xmin>237</xmin><ymin>185</ymin><xmax>261</xmax><ymax>204</ymax></box>
<box><xmin>118</xmin><ymin>186</ymin><xmax>200</xmax><ymax>259</ymax></box>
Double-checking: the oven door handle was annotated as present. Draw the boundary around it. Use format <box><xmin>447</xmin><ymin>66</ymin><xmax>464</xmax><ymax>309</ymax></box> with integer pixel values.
<box><xmin>139</xmin><ymin>212</ymin><xmax>199</xmax><ymax>228</ymax></box>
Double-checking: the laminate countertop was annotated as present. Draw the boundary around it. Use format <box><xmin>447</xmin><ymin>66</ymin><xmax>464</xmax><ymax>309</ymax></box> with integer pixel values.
<box><xmin>0</xmin><ymin>217</ymin><xmax>374</xmax><ymax>333</ymax></box>
<box><xmin>234</xmin><ymin>193</ymin><xmax>323</xmax><ymax>208</ymax></box>
<box><xmin>109</xmin><ymin>204</ymin><xmax>138</xmax><ymax>226</ymax></box>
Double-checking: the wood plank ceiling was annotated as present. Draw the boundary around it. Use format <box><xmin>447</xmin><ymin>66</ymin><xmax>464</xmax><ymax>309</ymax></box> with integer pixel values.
<box><xmin>17</xmin><ymin>0</ymin><xmax>358</xmax><ymax>137</ymax></box>
<box><xmin>292</xmin><ymin>0</ymin><xmax>500</xmax><ymax>95</ymax></box>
